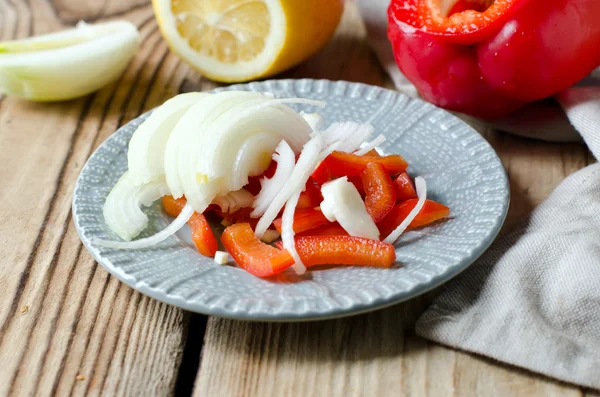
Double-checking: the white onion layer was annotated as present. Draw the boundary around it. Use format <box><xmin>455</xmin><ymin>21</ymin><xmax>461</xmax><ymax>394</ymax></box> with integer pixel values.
<box><xmin>254</xmin><ymin>134</ymin><xmax>324</xmax><ymax>238</ymax></box>
<box><xmin>320</xmin><ymin>122</ymin><xmax>374</xmax><ymax>153</ymax></box>
<box><xmin>320</xmin><ymin>177</ymin><xmax>380</xmax><ymax>240</ymax></box>
<box><xmin>383</xmin><ymin>176</ymin><xmax>427</xmax><ymax>244</ymax></box>
<box><xmin>102</xmin><ymin>171</ymin><xmax>170</xmax><ymax>241</ymax></box>
<box><xmin>127</xmin><ymin>92</ymin><xmax>207</xmax><ymax>185</ymax></box>
<box><xmin>0</xmin><ymin>20</ymin><xmax>139</xmax><ymax>101</ymax></box>
<box><xmin>281</xmin><ymin>190</ymin><xmax>306</xmax><ymax>274</ymax></box>
<box><xmin>251</xmin><ymin>140</ymin><xmax>295</xmax><ymax>217</ymax></box>
<box><xmin>96</xmin><ymin>203</ymin><xmax>194</xmax><ymax>249</ymax></box>
<box><xmin>355</xmin><ymin>134</ymin><xmax>386</xmax><ymax>156</ymax></box>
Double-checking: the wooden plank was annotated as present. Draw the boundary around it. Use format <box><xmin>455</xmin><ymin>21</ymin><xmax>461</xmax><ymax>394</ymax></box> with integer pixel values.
<box><xmin>0</xmin><ymin>0</ymin><xmax>203</xmax><ymax>395</ymax></box>
<box><xmin>193</xmin><ymin>2</ymin><xmax>595</xmax><ymax>396</ymax></box>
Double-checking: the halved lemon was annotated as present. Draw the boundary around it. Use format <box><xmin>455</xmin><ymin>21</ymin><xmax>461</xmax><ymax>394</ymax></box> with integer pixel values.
<box><xmin>153</xmin><ymin>0</ymin><xmax>344</xmax><ymax>82</ymax></box>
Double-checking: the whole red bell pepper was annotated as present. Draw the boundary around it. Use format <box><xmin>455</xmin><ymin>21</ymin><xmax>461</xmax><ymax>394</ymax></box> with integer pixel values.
<box><xmin>388</xmin><ymin>0</ymin><xmax>600</xmax><ymax>119</ymax></box>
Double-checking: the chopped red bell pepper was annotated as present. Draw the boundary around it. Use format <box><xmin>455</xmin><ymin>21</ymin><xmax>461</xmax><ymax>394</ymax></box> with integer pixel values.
<box><xmin>296</xmin><ymin>180</ymin><xmax>323</xmax><ymax>209</ymax></box>
<box><xmin>161</xmin><ymin>196</ymin><xmax>218</xmax><ymax>257</ymax></box>
<box><xmin>221</xmin><ymin>223</ymin><xmax>294</xmax><ymax>277</ymax></box>
<box><xmin>272</xmin><ymin>208</ymin><xmax>330</xmax><ymax>234</ymax></box>
<box><xmin>276</xmin><ymin>236</ymin><xmax>396</xmax><ymax>268</ymax></box>
<box><xmin>377</xmin><ymin>199</ymin><xmax>450</xmax><ymax>237</ymax></box>
<box><xmin>296</xmin><ymin>223</ymin><xmax>349</xmax><ymax>238</ymax></box>
<box><xmin>311</xmin><ymin>151</ymin><xmax>408</xmax><ymax>184</ymax></box>
<box><xmin>360</xmin><ymin>162</ymin><xmax>397</xmax><ymax>222</ymax></box>
<box><xmin>388</xmin><ymin>0</ymin><xmax>600</xmax><ymax>119</ymax></box>
<box><xmin>393</xmin><ymin>172</ymin><xmax>417</xmax><ymax>201</ymax></box>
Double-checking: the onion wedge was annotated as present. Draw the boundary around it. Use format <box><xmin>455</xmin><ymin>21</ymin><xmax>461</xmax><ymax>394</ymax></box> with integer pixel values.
<box><xmin>0</xmin><ymin>20</ymin><xmax>139</xmax><ymax>101</ymax></box>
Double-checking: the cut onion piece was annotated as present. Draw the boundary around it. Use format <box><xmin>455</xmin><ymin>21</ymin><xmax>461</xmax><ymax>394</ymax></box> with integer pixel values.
<box><xmin>127</xmin><ymin>92</ymin><xmax>207</xmax><ymax>185</ymax></box>
<box><xmin>0</xmin><ymin>20</ymin><xmax>139</xmax><ymax>101</ymax></box>
<box><xmin>102</xmin><ymin>171</ymin><xmax>171</xmax><ymax>241</ymax></box>
<box><xmin>355</xmin><ymin>134</ymin><xmax>386</xmax><ymax>156</ymax></box>
<box><xmin>320</xmin><ymin>177</ymin><xmax>379</xmax><ymax>240</ymax></box>
<box><xmin>254</xmin><ymin>134</ymin><xmax>324</xmax><ymax>238</ymax></box>
<box><xmin>281</xmin><ymin>190</ymin><xmax>306</xmax><ymax>274</ymax></box>
<box><xmin>95</xmin><ymin>202</ymin><xmax>194</xmax><ymax>249</ymax></box>
<box><xmin>251</xmin><ymin>140</ymin><xmax>295</xmax><ymax>217</ymax></box>
<box><xmin>320</xmin><ymin>122</ymin><xmax>374</xmax><ymax>153</ymax></box>
<box><xmin>300</xmin><ymin>112</ymin><xmax>325</xmax><ymax>132</ymax></box>
<box><xmin>383</xmin><ymin>176</ymin><xmax>427</xmax><ymax>244</ymax></box>
<box><xmin>164</xmin><ymin>92</ymin><xmax>313</xmax><ymax>213</ymax></box>
<box><xmin>212</xmin><ymin>188</ymin><xmax>254</xmax><ymax>214</ymax></box>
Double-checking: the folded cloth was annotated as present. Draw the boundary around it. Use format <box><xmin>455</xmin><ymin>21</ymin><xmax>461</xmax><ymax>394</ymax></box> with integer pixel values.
<box><xmin>355</xmin><ymin>0</ymin><xmax>600</xmax><ymax>389</ymax></box>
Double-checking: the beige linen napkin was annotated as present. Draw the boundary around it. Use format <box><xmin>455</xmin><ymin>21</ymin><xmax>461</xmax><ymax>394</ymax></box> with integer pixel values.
<box><xmin>355</xmin><ymin>0</ymin><xmax>600</xmax><ymax>389</ymax></box>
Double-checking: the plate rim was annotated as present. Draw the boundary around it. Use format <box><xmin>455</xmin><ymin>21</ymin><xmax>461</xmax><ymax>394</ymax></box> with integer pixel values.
<box><xmin>72</xmin><ymin>78</ymin><xmax>510</xmax><ymax>321</ymax></box>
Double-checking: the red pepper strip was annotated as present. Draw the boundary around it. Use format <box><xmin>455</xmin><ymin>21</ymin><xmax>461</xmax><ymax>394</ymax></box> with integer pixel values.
<box><xmin>296</xmin><ymin>223</ymin><xmax>349</xmax><ymax>238</ymax></box>
<box><xmin>161</xmin><ymin>196</ymin><xmax>218</xmax><ymax>257</ymax></box>
<box><xmin>377</xmin><ymin>199</ymin><xmax>450</xmax><ymax>237</ymax></box>
<box><xmin>221</xmin><ymin>223</ymin><xmax>294</xmax><ymax>277</ymax></box>
<box><xmin>275</xmin><ymin>236</ymin><xmax>396</xmax><ymax>268</ymax></box>
<box><xmin>388</xmin><ymin>0</ymin><xmax>600</xmax><ymax>119</ymax></box>
<box><xmin>311</xmin><ymin>151</ymin><xmax>408</xmax><ymax>184</ymax></box>
<box><xmin>360</xmin><ymin>162</ymin><xmax>397</xmax><ymax>222</ymax></box>
<box><xmin>272</xmin><ymin>208</ymin><xmax>330</xmax><ymax>234</ymax></box>
<box><xmin>297</xmin><ymin>180</ymin><xmax>323</xmax><ymax>209</ymax></box>
<box><xmin>363</xmin><ymin>149</ymin><xmax>381</xmax><ymax>157</ymax></box>
<box><xmin>393</xmin><ymin>172</ymin><xmax>417</xmax><ymax>202</ymax></box>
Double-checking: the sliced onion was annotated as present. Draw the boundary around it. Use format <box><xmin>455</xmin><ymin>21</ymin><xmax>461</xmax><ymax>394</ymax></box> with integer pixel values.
<box><xmin>164</xmin><ymin>92</ymin><xmax>265</xmax><ymax>202</ymax></box>
<box><xmin>320</xmin><ymin>177</ymin><xmax>379</xmax><ymax>240</ymax></box>
<box><xmin>127</xmin><ymin>92</ymin><xmax>207</xmax><ymax>185</ymax></box>
<box><xmin>355</xmin><ymin>134</ymin><xmax>386</xmax><ymax>156</ymax></box>
<box><xmin>320</xmin><ymin>122</ymin><xmax>374</xmax><ymax>153</ymax></box>
<box><xmin>212</xmin><ymin>188</ymin><xmax>254</xmax><ymax>213</ymax></box>
<box><xmin>102</xmin><ymin>171</ymin><xmax>170</xmax><ymax>241</ymax></box>
<box><xmin>281</xmin><ymin>190</ymin><xmax>306</xmax><ymax>274</ymax></box>
<box><xmin>251</xmin><ymin>140</ymin><xmax>295</xmax><ymax>217</ymax></box>
<box><xmin>96</xmin><ymin>202</ymin><xmax>194</xmax><ymax>249</ymax></box>
<box><xmin>230</xmin><ymin>131</ymin><xmax>281</xmax><ymax>189</ymax></box>
<box><xmin>383</xmin><ymin>176</ymin><xmax>427</xmax><ymax>244</ymax></box>
<box><xmin>301</xmin><ymin>112</ymin><xmax>325</xmax><ymax>132</ymax></box>
<box><xmin>254</xmin><ymin>134</ymin><xmax>324</xmax><ymax>238</ymax></box>
<box><xmin>165</xmin><ymin>93</ymin><xmax>313</xmax><ymax>212</ymax></box>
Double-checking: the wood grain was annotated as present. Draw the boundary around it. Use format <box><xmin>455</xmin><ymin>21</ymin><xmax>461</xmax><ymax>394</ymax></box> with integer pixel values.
<box><xmin>192</xmin><ymin>2</ymin><xmax>597</xmax><ymax>397</ymax></box>
<box><xmin>0</xmin><ymin>0</ymin><xmax>208</xmax><ymax>395</ymax></box>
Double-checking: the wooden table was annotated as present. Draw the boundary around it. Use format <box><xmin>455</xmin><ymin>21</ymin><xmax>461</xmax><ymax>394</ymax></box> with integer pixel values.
<box><xmin>1</xmin><ymin>1</ymin><xmax>598</xmax><ymax>396</ymax></box>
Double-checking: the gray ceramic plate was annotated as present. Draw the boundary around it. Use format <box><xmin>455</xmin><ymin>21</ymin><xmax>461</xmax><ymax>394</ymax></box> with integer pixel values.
<box><xmin>73</xmin><ymin>79</ymin><xmax>509</xmax><ymax>321</ymax></box>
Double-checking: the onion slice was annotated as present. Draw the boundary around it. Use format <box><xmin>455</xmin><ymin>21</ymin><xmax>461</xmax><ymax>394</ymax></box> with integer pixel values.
<box><xmin>102</xmin><ymin>171</ymin><xmax>170</xmax><ymax>241</ymax></box>
<box><xmin>95</xmin><ymin>203</ymin><xmax>194</xmax><ymax>249</ymax></box>
<box><xmin>320</xmin><ymin>177</ymin><xmax>380</xmax><ymax>240</ymax></box>
<box><xmin>383</xmin><ymin>176</ymin><xmax>427</xmax><ymax>244</ymax></box>
<box><xmin>251</xmin><ymin>140</ymin><xmax>296</xmax><ymax>217</ymax></box>
<box><xmin>254</xmin><ymin>134</ymin><xmax>324</xmax><ymax>238</ymax></box>
<box><xmin>127</xmin><ymin>92</ymin><xmax>207</xmax><ymax>185</ymax></box>
<box><xmin>355</xmin><ymin>134</ymin><xmax>386</xmax><ymax>156</ymax></box>
<box><xmin>281</xmin><ymin>190</ymin><xmax>306</xmax><ymax>274</ymax></box>
<box><xmin>320</xmin><ymin>122</ymin><xmax>374</xmax><ymax>153</ymax></box>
